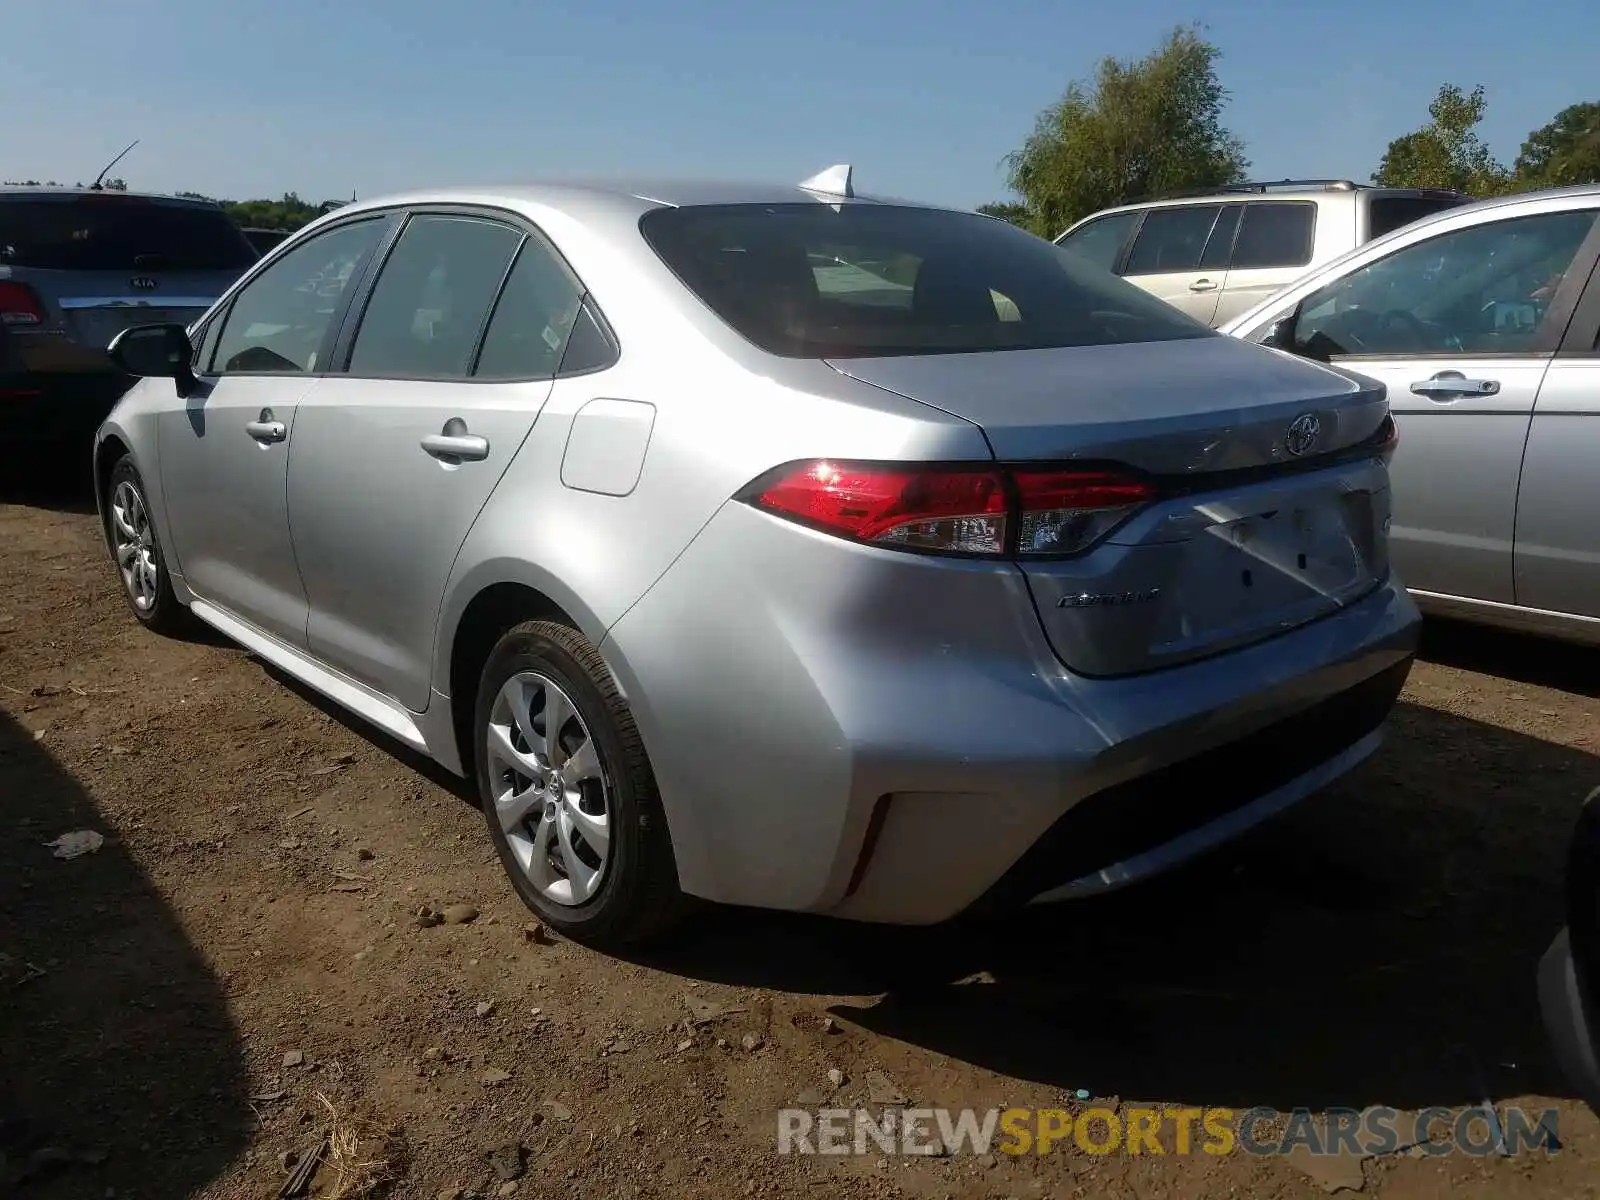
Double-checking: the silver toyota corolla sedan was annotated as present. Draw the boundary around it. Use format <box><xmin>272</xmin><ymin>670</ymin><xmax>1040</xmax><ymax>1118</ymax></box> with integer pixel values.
<box><xmin>92</xmin><ymin>166</ymin><xmax>1420</xmax><ymax>947</ymax></box>
<box><xmin>1222</xmin><ymin>184</ymin><xmax>1600</xmax><ymax>646</ymax></box>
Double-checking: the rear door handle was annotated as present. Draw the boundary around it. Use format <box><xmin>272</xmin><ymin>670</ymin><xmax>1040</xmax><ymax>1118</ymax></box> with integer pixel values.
<box><xmin>421</xmin><ymin>418</ymin><xmax>490</xmax><ymax>463</ymax></box>
<box><xmin>1410</xmin><ymin>372</ymin><xmax>1501</xmax><ymax>400</ymax></box>
<box><xmin>1189</xmin><ymin>278</ymin><xmax>1219</xmax><ymax>293</ymax></box>
<box><xmin>245</xmin><ymin>408</ymin><xmax>286</xmax><ymax>444</ymax></box>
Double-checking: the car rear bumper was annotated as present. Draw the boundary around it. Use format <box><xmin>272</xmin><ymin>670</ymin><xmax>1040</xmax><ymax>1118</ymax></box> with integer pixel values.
<box><xmin>602</xmin><ymin>499</ymin><xmax>1421</xmax><ymax>924</ymax></box>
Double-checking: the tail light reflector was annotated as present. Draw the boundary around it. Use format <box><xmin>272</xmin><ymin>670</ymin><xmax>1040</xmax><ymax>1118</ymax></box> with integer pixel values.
<box><xmin>743</xmin><ymin>460</ymin><xmax>1156</xmax><ymax>558</ymax></box>
<box><xmin>0</xmin><ymin>282</ymin><xmax>45</xmax><ymax>326</ymax></box>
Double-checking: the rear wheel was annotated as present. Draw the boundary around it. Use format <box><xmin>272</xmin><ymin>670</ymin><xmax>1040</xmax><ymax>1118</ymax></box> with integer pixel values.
<box><xmin>473</xmin><ymin>620</ymin><xmax>687</xmax><ymax>947</ymax></box>
<box><xmin>106</xmin><ymin>455</ymin><xmax>186</xmax><ymax>635</ymax></box>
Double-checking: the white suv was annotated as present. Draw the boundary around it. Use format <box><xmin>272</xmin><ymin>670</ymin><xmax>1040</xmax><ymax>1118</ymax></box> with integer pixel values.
<box><xmin>1053</xmin><ymin>179</ymin><xmax>1471</xmax><ymax>328</ymax></box>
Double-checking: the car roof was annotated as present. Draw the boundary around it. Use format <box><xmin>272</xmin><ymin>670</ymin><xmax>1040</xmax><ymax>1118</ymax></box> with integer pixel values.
<box><xmin>319</xmin><ymin>176</ymin><xmax>961</xmax><ymax>224</ymax></box>
<box><xmin>1054</xmin><ymin>180</ymin><xmax>1481</xmax><ymax>236</ymax></box>
<box><xmin>0</xmin><ymin>185</ymin><xmax>228</xmax><ymax>210</ymax></box>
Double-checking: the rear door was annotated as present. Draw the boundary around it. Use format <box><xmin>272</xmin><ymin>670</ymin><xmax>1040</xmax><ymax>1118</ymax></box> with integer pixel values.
<box><xmin>1285</xmin><ymin>206</ymin><xmax>1600</xmax><ymax>606</ymax></box>
<box><xmin>1211</xmin><ymin>200</ymin><xmax>1318</xmax><ymax>326</ymax></box>
<box><xmin>287</xmin><ymin>209</ymin><xmax>591</xmax><ymax>711</ymax></box>
<box><xmin>0</xmin><ymin>192</ymin><xmax>257</xmax><ymax>372</ymax></box>
<box><xmin>1118</xmin><ymin>203</ymin><xmax>1239</xmax><ymax>325</ymax></box>
<box><xmin>1514</xmin><ymin>231</ymin><xmax>1600</xmax><ymax>622</ymax></box>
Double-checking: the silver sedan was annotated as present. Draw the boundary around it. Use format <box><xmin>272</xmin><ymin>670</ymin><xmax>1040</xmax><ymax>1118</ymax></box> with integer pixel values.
<box><xmin>1224</xmin><ymin>184</ymin><xmax>1600</xmax><ymax>646</ymax></box>
<box><xmin>93</xmin><ymin>167</ymin><xmax>1419</xmax><ymax>946</ymax></box>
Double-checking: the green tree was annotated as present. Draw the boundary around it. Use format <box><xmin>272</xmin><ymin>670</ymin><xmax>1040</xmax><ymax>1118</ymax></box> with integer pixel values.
<box><xmin>1514</xmin><ymin>101</ymin><xmax>1600</xmax><ymax>188</ymax></box>
<box><xmin>994</xmin><ymin>24</ymin><xmax>1248</xmax><ymax>238</ymax></box>
<box><xmin>975</xmin><ymin>201</ymin><xmax>1031</xmax><ymax>226</ymax></box>
<box><xmin>1372</xmin><ymin>84</ymin><xmax>1511</xmax><ymax>195</ymax></box>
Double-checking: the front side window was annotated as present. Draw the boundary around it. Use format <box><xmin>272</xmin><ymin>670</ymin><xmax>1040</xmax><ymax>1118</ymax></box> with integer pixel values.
<box><xmin>1230</xmin><ymin>202</ymin><xmax>1316</xmax><ymax>270</ymax></box>
<box><xmin>1123</xmin><ymin>205</ymin><xmax>1224</xmax><ymax>275</ymax></box>
<box><xmin>1055</xmin><ymin>211</ymin><xmax>1140</xmax><ymax>272</ymax></box>
<box><xmin>348</xmin><ymin>214</ymin><xmax>524</xmax><ymax>379</ymax></box>
<box><xmin>1294</xmin><ymin>210</ymin><xmax>1599</xmax><ymax>358</ymax></box>
<box><xmin>640</xmin><ymin>203</ymin><xmax>1210</xmax><ymax>359</ymax></box>
<box><xmin>210</xmin><ymin>218</ymin><xmax>386</xmax><ymax>374</ymax></box>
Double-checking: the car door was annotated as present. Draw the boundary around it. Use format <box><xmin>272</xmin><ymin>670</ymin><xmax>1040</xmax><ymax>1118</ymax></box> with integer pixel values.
<box><xmin>1281</xmin><ymin>206</ymin><xmax>1600</xmax><ymax>606</ymax></box>
<box><xmin>157</xmin><ymin>216</ymin><xmax>391</xmax><ymax>645</ymax></box>
<box><xmin>1211</xmin><ymin>200</ymin><xmax>1317</xmax><ymax>327</ymax></box>
<box><xmin>287</xmin><ymin>210</ymin><xmax>591</xmax><ymax>711</ymax></box>
<box><xmin>1515</xmin><ymin>232</ymin><xmax>1600</xmax><ymax>622</ymax></box>
<box><xmin>1118</xmin><ymin>203</ymin><xmax>1238</xmax><ymax>325</ymax></box>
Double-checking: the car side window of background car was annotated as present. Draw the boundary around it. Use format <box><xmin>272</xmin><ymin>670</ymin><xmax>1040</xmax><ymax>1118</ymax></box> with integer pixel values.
<box><xmin>209</xmin><ymin>219</ymin><xmax>386</xmax><ymax>375</ymax></box>
<box><xmin>1123</xmin><ymin>205</ymin><xmax>1224</xmax><ymax>275</ymax></box>
<box><xmin>1055</xmin><ymin>211</ymin><xmax>1140</xmax><ymax>273</ymax></box>
<box><xmin>1293</xmin><ymin>210</ymin><xmax>1600</xmax><ymax>358</ymax></box>
<box><xmin>347</xmin><ymin>214</ymin><xmax>524</xmax><ymax>379</ymax></box>
<box><xmin>472</xmin><ymin>235</ymin><xmax>590</xmax><ymax>379</ymax></box>
<box><xmin>1230</xmin><ymin>202</ymin><xmax>1316</xmax><ymax>270</ymax></box>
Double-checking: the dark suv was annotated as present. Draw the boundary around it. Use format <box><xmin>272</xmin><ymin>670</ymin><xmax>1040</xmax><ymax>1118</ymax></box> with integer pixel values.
<box><xmin>0</xmin><ymin>187</ymin><xmax>257</xmax><ymax>449</ymax></box>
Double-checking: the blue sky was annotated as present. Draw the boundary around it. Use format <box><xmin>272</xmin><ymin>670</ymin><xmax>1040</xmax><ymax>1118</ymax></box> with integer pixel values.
<box><xmin>3</xmin><ymin>0</ymin><xmax>1593</xmax><ymax>211</ymax></box>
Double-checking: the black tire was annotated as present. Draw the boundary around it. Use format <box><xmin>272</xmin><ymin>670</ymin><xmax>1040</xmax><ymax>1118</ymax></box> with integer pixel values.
<box><xmin>105</xmin><ymin>455</ymin><xmax>187</xmax><ymax>635</ymax></box>
<box><xmin>473</xmin><ymin>620</ymin><xmax>687</xmax><ymax>947</ymax></box>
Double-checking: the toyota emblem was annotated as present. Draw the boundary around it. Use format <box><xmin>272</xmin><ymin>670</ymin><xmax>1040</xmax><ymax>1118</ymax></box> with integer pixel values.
<box><xmin>1285</xmin><ymin>412</ymin><xmax>1321</xmax><ymax>457</ymax></box>
<box><xmin>130</xmin><ymin>276</ymin><xmax>158</xmax><ymax>291</ymax></box>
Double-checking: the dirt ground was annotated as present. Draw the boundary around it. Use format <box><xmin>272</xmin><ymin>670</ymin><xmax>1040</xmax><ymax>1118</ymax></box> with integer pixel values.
<box><xmin>3</xmin><ymin>463</ymin><xmax>1600</xmax><ymax>1200</ymax></box>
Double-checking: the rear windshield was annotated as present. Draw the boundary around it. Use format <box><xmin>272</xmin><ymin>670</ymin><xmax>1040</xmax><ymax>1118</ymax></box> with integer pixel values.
<box><xmin>0</xmin><ymin>196</ymin><xmax>258</xmax><ymax>271</ymax></box>
<box><xmin>1369</xmin><ymin>195</ymin><xmax>1471</xmax><ymax>241</ymax></box>
<box><xmin>639</xmin><ymin>203</ymin><xmax>1212</xmax><ymax>358</ymax></box>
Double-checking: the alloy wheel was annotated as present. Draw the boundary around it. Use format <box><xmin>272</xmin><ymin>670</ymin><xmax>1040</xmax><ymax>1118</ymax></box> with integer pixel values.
<box><xmin>485</xmin><ymin>671</ymin><xmax>611</xmax><ymax>905</ymax></box>
<box><xmin>111</xmin><ymin>480</ymin><xmax>159</xmax><ymax>613</ymax></box>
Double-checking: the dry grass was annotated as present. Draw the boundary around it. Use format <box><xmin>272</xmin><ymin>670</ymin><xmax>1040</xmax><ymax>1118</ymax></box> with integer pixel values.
<box><xmin>313</xmin><ymin>1093</ymin><xmax>402</xmax><ymax>1199</ymax></box>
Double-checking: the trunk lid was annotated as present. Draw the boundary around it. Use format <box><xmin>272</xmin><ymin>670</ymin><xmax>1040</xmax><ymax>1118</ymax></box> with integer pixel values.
<box><xmin>829</xmin><ymin>336</ymin><xmax>1394</xmax><ymax>676</ymax></box>
<box><xmin>826</xmin><ymin>334</ymin><xmax>1385</xmax><ymax>471</ymax></box>
<box><xmin>1</xmin><ymin>191</ymin><xmax>254</xmax><ymax>370</ymax></box>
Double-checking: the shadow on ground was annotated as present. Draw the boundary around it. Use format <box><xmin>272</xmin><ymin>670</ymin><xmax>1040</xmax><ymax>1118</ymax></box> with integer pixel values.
<box><xmin>1421</xmin><ymin>617</ymin><xmax>1600</xmax><ymax>700</ymax></box>
<box><xmin>626</xmin><ymin>696</ymin><xmax>1597</xmax><ymax>1116</ymax></box>
<box><xmin>0</xmin><ymin>708</ymin><xmax>251</xmax><ymax>1196</ymax></box>
<box><xmin>0</xmin><ymin>448</ymin><xmax>99</xmax><ymax>516</ymax></box>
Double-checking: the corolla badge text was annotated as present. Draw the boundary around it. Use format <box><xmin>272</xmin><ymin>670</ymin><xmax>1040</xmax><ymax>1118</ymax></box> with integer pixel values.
<box><xmin>1057</xmin><ymin>588</ymin><xmax>1162</xmax><ymax>609</ymax></box>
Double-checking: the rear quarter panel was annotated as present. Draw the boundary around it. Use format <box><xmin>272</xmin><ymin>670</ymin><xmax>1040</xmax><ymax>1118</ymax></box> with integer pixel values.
<box><xmin>427</xmin><ymin>196</ymin><xmax>991</xmax><ymax>706</ymax></box>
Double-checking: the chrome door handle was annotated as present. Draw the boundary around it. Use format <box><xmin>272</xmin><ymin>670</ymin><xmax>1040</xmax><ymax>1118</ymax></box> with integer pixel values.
<box><xmin>421</xmin><ymin>418</ymin><xmax>490</xmax><ymax>462</ymax></box>
<box><xmin>245</xmin><ymin>419</ymin><xmax>286</xmax><ymax>443</ymax></box>
<box><xmin>421</xmin><ymin>434</ymin><xmax>490</xmax><ymax>461</ymax></box>
<box><xmin>1410</xmin><ymin>372</ymin><xmax>1501</xmax><ymax>400</ymax></box>
<box><xmin>1189</xmin><ymin>278</ymin><xmax>1219</xmax><ymax>293</ymax></box>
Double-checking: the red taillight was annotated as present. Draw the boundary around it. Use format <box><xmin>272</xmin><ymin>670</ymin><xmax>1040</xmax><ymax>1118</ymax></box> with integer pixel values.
<box><xmin>753</xmin><ymin>460</ymin><xmax>1009</xmax><ymax>554</ymax></box>
<box><xmin>1011</xmin><ymin>467</ymin><xmax>1157</xmax><ymax>555</ymax></box>
<box><xmin>0</xmin><ymin>281</ymin><xmax>45</xmax><ymax>327</ymax></box>
<box><xmin>1376</xmin><ymin>412</ymin><xmax>1399</xmax><ymax>453</ymax></box>
<box><xmin>744</xmin><ymin>460</ymin><xmax>1155</xmax><ymax>557</ymax></box>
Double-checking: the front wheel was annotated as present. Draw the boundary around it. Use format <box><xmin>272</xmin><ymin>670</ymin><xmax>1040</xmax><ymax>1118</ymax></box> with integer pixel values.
<box><xmin>106</xmin><ymin>455</ymin><xmax>186</xmax><ymax>635</ymax></box>
<box><xmin>473</xmin><ymin>620</ymin><xmax>687</xmax><ymax>947</ymax></box>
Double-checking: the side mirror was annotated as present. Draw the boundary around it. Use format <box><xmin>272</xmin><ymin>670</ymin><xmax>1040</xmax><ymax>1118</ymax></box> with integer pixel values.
<box><xmin>108</xmin><ymin>323</ymin><xmax>198</xmax><ymax>396</ymax></box>
<box><xmin>1263</xmin><ymin>311</ymin><xmax>1300</xmax><ymax>352</ymax></box>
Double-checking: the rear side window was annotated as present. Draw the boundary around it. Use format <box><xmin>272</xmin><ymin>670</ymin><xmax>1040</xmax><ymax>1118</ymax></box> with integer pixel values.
<box><xmin>640</xmin><ymin>203</ymin><xmax>1210</xmax><ymax>358</ymax></box>
<box><xmin>0</xmin><ymin>196</ymin><xmax>257</xmax><ymax>271</ymax></box>
<box><xmin>1054</xmin><ymin>211</ymin><xmax>1139</xmax><ymax>272</ymax></box>
<box><xmin>348</xmin><ymin>214</ymin><xmax>523</xmax><ymax>379</ymax></box>
<box><xmin>1368</xmin><ymin>195</ymin><xmax>1472</xmax><ymax>241</ymax></box>
<box><xmin>1230</xmin><ymin>202</ymin><xmax>1316</xmax><ymax>270</ymax></box>
<box><xmin>1123</xmin><ymin>205</ymin><xmax>1224</xmax><ymax>275</ymax></box>
<box><xmin>473</xmin><ymin>236</ymin><xmax>589</xmax><ymax>379</ymax></box>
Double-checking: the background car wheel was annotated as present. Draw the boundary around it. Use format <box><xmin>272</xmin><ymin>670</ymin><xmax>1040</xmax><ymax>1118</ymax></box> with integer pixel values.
<box><xmin>473</xmin><ymin>620</ymin><xmax>687</xmax><ymax>947</ymax></box>
<box><xmin>106</xmin><ymin>456</ymin><xmax>186</xmax><ymax>635</ymax></box>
